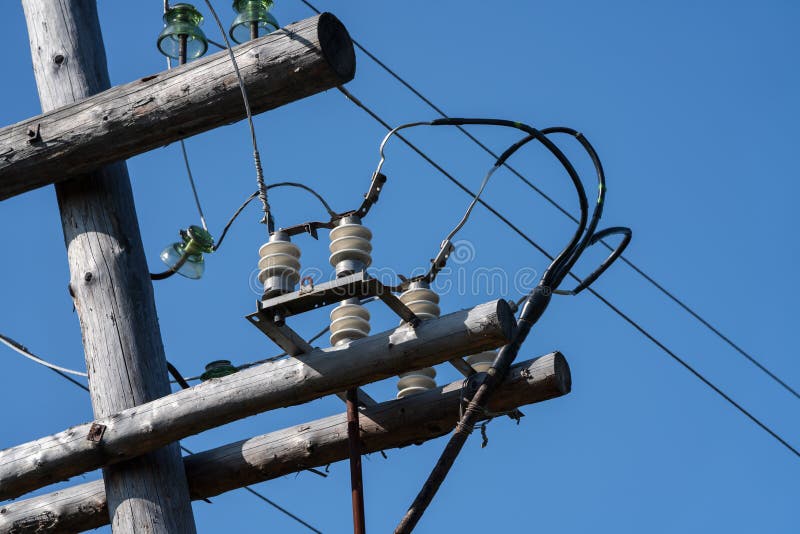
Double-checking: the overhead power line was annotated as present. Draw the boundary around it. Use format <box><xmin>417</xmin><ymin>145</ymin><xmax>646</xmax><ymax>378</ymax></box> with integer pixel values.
<box><xmin>294</xmin><ymin>0</ymin><xmax>798</xmax><ymax>403</ymax></box>
<box><xmin>332</xmin><ymin>85</ymin><xmax>799</xmax><ymax>459</ymax></box>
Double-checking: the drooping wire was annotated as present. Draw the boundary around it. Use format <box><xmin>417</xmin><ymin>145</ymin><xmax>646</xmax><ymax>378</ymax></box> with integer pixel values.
<box><xmin>335</xmin><ymin>86</ymin><xmax>800</xmax><ymax>461</ymax></box>
<box><xmin>152</xmin><ymin>180</ymin><xmax>333</xmax><ymax>281</ymax></box>
<box><xmin>214</xmin><ymin>191</ymin><xmax>258</xmax><ymax>252</ymax></box>
<box><xmin>296</xmin><ymin>0</ymin><xmax>800</xmax><ymax>402</ymax></box>
<box><xmin>16</xmin><ymin>328</ymin><xmax>323</xmax><ymax>531</ymax></box>
<box><xmin>0</xmin><ymin>333</ymin><xmax>87</xmax><ymax>377</ymax></box>
<box><xmin>214</xmin><ymin>182</ymin><xmax>337</xmax><ymax>252</ymax></box>
<box><xmin>199</xmin><ymin>0</ymin><xmax>273</xmax><ymax>231</ymax></box>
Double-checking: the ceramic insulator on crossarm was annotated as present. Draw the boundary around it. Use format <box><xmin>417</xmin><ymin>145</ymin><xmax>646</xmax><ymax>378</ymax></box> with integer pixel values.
<box><xmin>258</xmin><ymin>230</ymin><xmax>301</xmax><ymax>298</ymax></box>
<box><xmin>465</xmin><ymin>350</ymin><xmax>496</xmax><ymax>373</ymax></box>
<box><xmin>328</xmin><ymin>216</ymin><xmax>373</xmax><ymax>347</ymax></box>
<box><xmin>330</xmin><ymin>299</ymin><xmax>371</xmax><ymax>346</ymax></box>
<box><xmin>329</xmin><ymin>215</ymin><xmax>372</xmax><ymax>276</ymax></box>
<box><xmin>396</xmin><ymin>281</ymin><xmax>440</xmax><ymax>398</ymax></box>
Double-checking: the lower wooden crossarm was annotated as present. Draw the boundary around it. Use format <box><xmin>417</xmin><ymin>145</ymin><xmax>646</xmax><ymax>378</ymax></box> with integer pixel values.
<box><xmin>0</xmin><ymin>353</ymin><xmax>569</xmax><ymax>533</ymax></box>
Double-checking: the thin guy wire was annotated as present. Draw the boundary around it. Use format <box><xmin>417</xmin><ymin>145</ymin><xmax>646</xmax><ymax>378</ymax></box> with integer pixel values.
<box><xmin>200</xmin><ymin>0</ymin><xmax>272</xmax><ymax>229</ymax></box>
<box><xmin>21</xmin><ymin>331</ymin><xmax>323</xmax><ymax>530</ymax></box>
<box><xmin>0</xmin><ymin>333</ymin><xmax>88</xmax><ymax>377</ymax></box>
<box><xmin>336</xmin><ymin>85</ymin><xmax>800</xmax><ymax>459</ymax></box>
<box><xmin>242</xmin><ymin>486</ymin><xmax>323</xmax><ymax>533</ymax></box>
<box><xmin>295</xmin><ymin>0</ymin><xmax>798</xmax><ymax>402</ymax></box>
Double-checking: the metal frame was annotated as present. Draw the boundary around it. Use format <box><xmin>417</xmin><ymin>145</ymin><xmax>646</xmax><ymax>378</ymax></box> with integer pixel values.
<box><xmin>246</xmin><ymin>271</ymin><xmax>477</xmax><ymax>408</ymax></box>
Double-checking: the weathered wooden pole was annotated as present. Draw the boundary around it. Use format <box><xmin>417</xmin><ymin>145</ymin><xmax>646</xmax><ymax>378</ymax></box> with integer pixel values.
<box><xmin>20</xmin><ymin>1</ymin><xmax>195</xmax><ymax>531</ymax></box>
<box><xmin>0</xmin><ymin>353</ymin><xmax>570</xmax><ymax>533</ymax></box>
<box><xmin>0</xmin><ymin>13</ymin><xmax>355</xmax><ymax>201</ymax></box>
<box><xmin>0</xmin><ymin>299</ymin><xmax>514</xmax><ymax>501</ymax></box>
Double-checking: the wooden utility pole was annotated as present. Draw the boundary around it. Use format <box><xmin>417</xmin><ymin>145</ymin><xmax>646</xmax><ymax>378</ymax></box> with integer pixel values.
<box><xmin>21</xmin><ymin>1</ymin><xmax>195</xmax><ymax>531</ymax></box>
<box><xmin>0</xmin><ymin>353</ymin><xmax>571</xmax><ymax>533</ymax></box>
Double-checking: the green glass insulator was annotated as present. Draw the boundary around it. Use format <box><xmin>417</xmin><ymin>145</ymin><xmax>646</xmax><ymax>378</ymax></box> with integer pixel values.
<box><xmin>182</xmin><ymin>225</ymin><xmax>214</xmax><ymax>255</ymax></box>
<box><xmin>229</xmin><ymin>0</ymin><xmax>279</xmax><ymax>44</ymax></box>
<box><xmin>201</xmin><ymin>360</ymin><xmax>238</xmax><ymax>381</ymax></box>
<box><xmin>157</xmin><ymin>3</ymin><xmax>209</xmax><ymax>60</ymax></box>
<box><xmin>160</xmin><ymin>225</ymin><xmax>214</xmax><ymax>279</ymax></box>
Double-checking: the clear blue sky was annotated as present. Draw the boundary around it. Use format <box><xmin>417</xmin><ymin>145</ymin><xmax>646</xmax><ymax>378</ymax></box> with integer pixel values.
<box><xmin>1</xmin><ymin>1</ymin><xmax>798</xmax><ymax>532</ymax></box>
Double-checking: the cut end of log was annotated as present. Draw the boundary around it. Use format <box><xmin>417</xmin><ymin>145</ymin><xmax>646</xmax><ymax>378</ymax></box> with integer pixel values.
<box><xmin>495</xmin><ymin>298</ymin><xmax>516</xmax><ymax>342</ymax></box>
<box><xmin>318</xmin><ymin>12</ymin><xmax>356</xmax><ymax>83</ymax></box>
<box><xmin>552</xmin><ymin>351</ymin><xmax>572</xmax><ymax>395</ymax></box>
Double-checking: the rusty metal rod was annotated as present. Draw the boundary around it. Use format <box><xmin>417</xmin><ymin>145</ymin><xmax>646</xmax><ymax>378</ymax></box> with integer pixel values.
<box><xmin>250</xmin><ymin>20</ymin><xmax>259</xmax><ymax>41</ymax></box>
<box><xmin>346</xmin><ymin>387</ymin><xmax>367</xmax><ymax>534</ymax></box>
<box><xmin>178</xmin><ymin>34</ymin><xmax>188</xmax><ymax>65</ymax></box>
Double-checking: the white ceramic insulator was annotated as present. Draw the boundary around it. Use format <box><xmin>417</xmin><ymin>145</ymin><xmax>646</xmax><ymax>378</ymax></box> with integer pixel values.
<box><xmin>257</xmin><ymin>238</ymin><xmax>301</xmax><ymax>293</ymax></box>
<box><xmin>397</xmin><ymin>367</ymin><xmax>437</xmax><ymax>398</ymax></box>
<box><xmin>398</xmin><ymin>286</ymin><xmax>440</xmax><ymax>322</ymax></box>
<box><xmin>396</xmin><ymin>284</ymin><xmax>440</xmax><ymax>398</ymax></box>
<box><xmin>329</xmin><ymin>302</ymin><xmax>371</xmax><ymax>346</ymax></box>
<box><xmin>329</xmin><ymin>222</ymin><xmax>373</xmax><ymax>270</ymax></box>
<box><xmin>465</xmin><ymin>350</ymin><xmax>496</xmax><ymax>373</ymax></box>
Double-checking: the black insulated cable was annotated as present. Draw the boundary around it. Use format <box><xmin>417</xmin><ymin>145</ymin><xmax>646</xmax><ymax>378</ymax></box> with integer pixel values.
<box><xmin>301</xmin><ymin>0</ymin><xmax>800</xmax><ymax>402</ymax></box>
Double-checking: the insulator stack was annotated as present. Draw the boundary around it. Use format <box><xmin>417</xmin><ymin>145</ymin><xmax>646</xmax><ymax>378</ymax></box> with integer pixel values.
<box><xmin>396</xmin><ymin>281</ymin><xmax>439</xmax><ymax>398</ymax></box>
<box><xmin>330</xmin><ymin>298</ymin><xmax>371</xmax><ymax>346</ymax></box>
<box><xmin>258</xmin><ymin>231</ymin><xmax>301</xmax><ymax>299</ymax></box>
<box><xmin>329</xmin><ymin>215</ymin><xmax>372</xmax><ymax>277</ymax></box>
<box><xmin>465</xmin><ymin>350</ymin><xmax>496</xmax><ymax>373</ymax></box>
<box><xmin>328</xmin><ymin>217</ymin><xmax>372</xmax><ymax>347</ymax></box>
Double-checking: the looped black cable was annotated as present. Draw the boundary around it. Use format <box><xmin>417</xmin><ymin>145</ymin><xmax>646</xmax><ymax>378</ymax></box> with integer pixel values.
<box><xmin>555</xmin><ymin>227</ymin><xmax>632</xmax><ymax>296</ymax></box>
<box><xmin>150</xmin><ymin>251</ymin><xmax>190</xmax><ymax>280</ymax></box>
<box><xmin>373</xmin><ymin>118</ymin><xmax>592</xmax><ymax>288</ymax></box>
<box><xmin>540</xmin><ymin>126</ymin><xmax>607</xmax><ymax>288</ymax></box>
<box><xmin>428</xmin><ymin>118</ymin><xmax>590</xmax><ymax>288</ymax></box>
<box><xmin>151</xmin><ymin>182</ymin><xmax>336</xmax><ymax>280</ymax></box>
<box><xmin>394</xmin><ymin>121</ymin><xmax>622</xmax><ymax>533</ymax></box>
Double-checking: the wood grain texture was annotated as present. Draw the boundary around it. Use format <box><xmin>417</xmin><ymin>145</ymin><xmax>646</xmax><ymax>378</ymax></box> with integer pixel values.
<box><xmin>21</xmin><ymin>1</ymin><xmax>196</xmax><ymax>532</ymax></box>
<box><xmin>0</xmin><ymin>299</ymin><xmax>514</xmax><ymax>501</ymax></box>
<box><xmin>0</xmin><ymin>12</ymin><xmax>355</xmax><ymax>200</ymax></box>
<box><xmin>0</xmin><ymin>353</ymin><xmax>570</xmax><ymax>533</ymax></box>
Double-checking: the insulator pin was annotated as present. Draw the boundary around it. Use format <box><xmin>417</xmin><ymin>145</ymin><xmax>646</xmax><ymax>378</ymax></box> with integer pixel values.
<box><xmin>258</xmin><ymin>231</ymin><xmax>301</xmax><ymax>298</ymax></box>
<box><xmin>329</xmin><ymin>215</ymin><xmax>372</xmax><ymax>277</ymax></box>
<box><xmin>330</xmin><ymin>299</ymin><xmax>371</xmax><ymax>346</ymax></box>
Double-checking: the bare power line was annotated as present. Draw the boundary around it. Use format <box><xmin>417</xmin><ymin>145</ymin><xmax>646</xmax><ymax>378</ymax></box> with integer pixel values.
<box><xmin>294</xmin><ymin>0</ymin><xmax>799</xmax><ymax>402</ymax></box>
